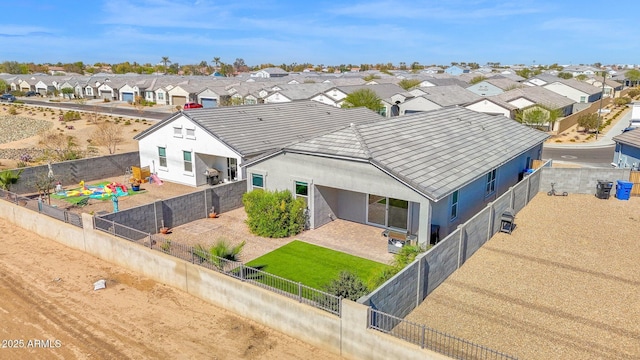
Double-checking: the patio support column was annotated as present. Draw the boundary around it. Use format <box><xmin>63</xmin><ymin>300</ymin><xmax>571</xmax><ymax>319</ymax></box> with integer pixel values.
<box><xmin>416</xmin><ymin>200</ymin><xmax>431</xmax><ymax>247</ymax></box>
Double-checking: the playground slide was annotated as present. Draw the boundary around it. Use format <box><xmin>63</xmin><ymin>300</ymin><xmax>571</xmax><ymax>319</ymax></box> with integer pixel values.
<box><xmin>115</xmin><ymin>187</ymin><xmax>128</xmax><ymax>196</ymax></box>
<box><xmin>150</xmin><ymin>174</ymin><xmax>163</xmax><ymax>185</ymax></box>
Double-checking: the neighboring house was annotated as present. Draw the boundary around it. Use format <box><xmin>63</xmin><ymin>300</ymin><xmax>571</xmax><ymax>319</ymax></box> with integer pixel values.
<box><xmin>444</xmin><ymin>65</ymin><xmax>470</xmax><ymax>75</ymax></box>
<box><xmin>464</xmin><ymin>98</ymin><xmax>517</xmax><ymax>118</ymax></box>
<box><xmin>399</xmin><ymin>85</ymin><xmax>482</xmax><ymax>115</ymax></box>
<box><xmin>542</xmin><ymin>78</ymin><xmax>602</xmax><ymax>104</ymax></box>
<box><xmin>612</xmin><ymin>129</ymin><xmax>640</xmax><ymax>170</ymax></box>
<box><xmin>251</xmin><ymin>67</ymin><xmax>289</xmax><ymax>78</ymax></box>
<box><xmin>495</xmin><ymin>86</ymin><xmax>576</xmax><ymax>117</ymax></box>
<box><xmin>244</xmin><ymin>107</ymin><xmax>548</xmax><ymax>246</ymax></box>
<box><xmin>133</xmin><ymin>101</ymin><xmax>383</xmax><ymax>187</ymax></box>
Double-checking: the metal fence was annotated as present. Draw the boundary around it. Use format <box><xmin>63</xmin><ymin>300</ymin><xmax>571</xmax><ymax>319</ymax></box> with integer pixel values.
<box><xmin>368</xmin><ymin>308</ymin><xmax>518</xmax><ymax>360</ymax></box>
<box><xmin>0</xmin><ymin>189</ymin><xmax>83</xmax><ymax>228</ymax></box>
<box><xmin>93</xmin><ymin>217</ymin><xmax>341</xmax><ymax>316</ymax></box>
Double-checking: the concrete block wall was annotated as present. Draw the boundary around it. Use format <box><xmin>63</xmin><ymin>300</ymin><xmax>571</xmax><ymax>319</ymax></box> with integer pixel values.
<box><xmin>512</xmin><ymin>180</ymin><xmax>529</xmax><ymax>213</ymax></box>
<box><xmin>459</xmin><ymin>207</ymin><xmax>491</xmax><ymax>263</ymax></box>
<box><xmin>0</xmin><ymin>199</ymin><xmax>446</xmax><ymax>360</ymax></box>
<box><xmin>100</xmin><ymin>202</ymin><xmax>157</xmax><ymax>234</ymax></box>
<box><xmin>540</xmin><ymin>168</ymin><xmax>631</xmax><ymax>195</ymax></box>
<box><xmin>162</xmin><ymin>191</ymin><xmax>207</xmax><ymax>228</ymax></box>
<box><xmin>528</xmin><ymin>170</ymin><xmax>541</xmax><ymax>202</ymax></box>
<box><xmin>422</xmin><ymin>232</ymin><xmax>460</xmax><ymax>296</ymax></box>
<box><xmin>490</xmin><ymin>192</ymin><xmax>512</xmax><ymax>237</ymax></box>
<box><xmin>208</xmin><ymin>180</ymin><xmax>246</xmax><ymax>213</ymax></box>
<box><xmin>364</xmin><ymin>261</ymin><xmax>420</xmax><ymax>318</ymax></box>
<box><xmin>12</xmin><ymin>152</ymin><xmax>140</xmax><ymax>194</ymax></box>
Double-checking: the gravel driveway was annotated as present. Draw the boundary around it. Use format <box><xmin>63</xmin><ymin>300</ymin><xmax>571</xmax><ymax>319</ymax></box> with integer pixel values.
<box><xmin>405</xmin><ymin>193</ymin><xmax>640</xmax><ymax>360</ymax></box>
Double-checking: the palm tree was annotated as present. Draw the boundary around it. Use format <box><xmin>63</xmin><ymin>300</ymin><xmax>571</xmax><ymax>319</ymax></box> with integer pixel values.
<box><xmin>212</xmin><ymin>57</ymin><xmax>221</xmax><ymax>73</ymax></box>
<box><xmin>161</xmin><ymin>56</ymin><xmax>171</xmax><ymax>74</ymax></box>
<box><xmin>0</xmin><ymin>169</ymin><xmax>23</xmax><ymax>191</ymax></box>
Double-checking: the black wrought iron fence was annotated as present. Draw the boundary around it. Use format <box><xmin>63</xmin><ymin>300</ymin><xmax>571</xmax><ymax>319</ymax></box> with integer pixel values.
<box><xmin>93</xmin><ymin>217</ymin><xmax>341</xmax><ymax>316</ymax></box>
<box><xmin>0</xmin><ymin>189</ymin><xmax>83</xmax><ymax>228</ymax></box>
<box><xmin>368</xmin><ymin>308</ymin><xmax>517</xmax><ymax>360</ymax></box>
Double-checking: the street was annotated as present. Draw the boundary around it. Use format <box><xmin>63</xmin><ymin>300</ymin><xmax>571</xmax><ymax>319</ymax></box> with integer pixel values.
<box><xmin>542</xmin><ymin>145</ymin><xmax>615</xmax><ymax>168</ymax></box>
<box><xmin>20</xmin><ymin>98</ymin><xmax>170</xmax><ymax>121</ymax></box>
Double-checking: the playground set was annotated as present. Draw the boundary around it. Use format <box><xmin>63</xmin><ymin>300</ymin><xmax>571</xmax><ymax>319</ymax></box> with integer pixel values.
<box><xmin>57</xmin><ymin>180</ymin><xmax>131</xmax><ymax>200</ymax></box>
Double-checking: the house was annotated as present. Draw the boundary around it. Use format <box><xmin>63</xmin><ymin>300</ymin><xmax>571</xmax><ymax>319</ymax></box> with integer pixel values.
<box><xmin>244</xmin><ymin>107</ymin><xmax>548</xmax><ymax>246</ymax></box>
<box><xmin>495</xmin><ymin>86</ymin><xmax>575</xmax><ymax>117</ymax></box>
<box><xmin>133</xmin><ymin>101</ymin><xmax>383</xmax><ymax>187</ymax></box>
<box><xmin>527</xmin><ymin>75</ymin><xmax>602</xmax><ymax>104</ymax></box>
<box><xmin>466</xmin><ymin>77</ymin><xmax>523</xmax><ymax>97</ymax></box>
<box><xmin>464</xmin><ymin>98</ymin><xmax>517</xmax><ymax>118</ymax></box>
<box><xmin>399</xmin><ymin>85</ymin><xmax>482</xmax><ymax>115</ymax></box>
<box><xmin>612</xmin><ymin>129</ymin><xmax>640</xmax><ymax>170</ymax></box>
<box><xmin>251</xmin><ymin>67</ymin><xmax>289</xmax><ymax>78</ymax></box>
<box><xmin>323</xmin><ymin>84</ymin><xmax>409</xmax><ymax>116</ymax></box>
<box><xmin>444</xmin><ymin>65</ymin><xmax>470</xmax><ymax>76</ymax></box>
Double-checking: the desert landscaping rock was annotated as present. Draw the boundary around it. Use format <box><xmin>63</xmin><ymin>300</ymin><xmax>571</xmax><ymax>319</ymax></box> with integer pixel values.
<box><xmin>0</xmin><ymin>115</ymin><xmax>53</xmax><ymax>143</ymax></box>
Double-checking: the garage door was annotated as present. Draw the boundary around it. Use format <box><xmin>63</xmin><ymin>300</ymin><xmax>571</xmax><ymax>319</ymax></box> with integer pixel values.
<box><xmin>122</xmin><ymin>92</ymin><xmax>134</xmax><ymax>102</ymax></box>
<box><xmin>172</xmin><ymin>96</ymin><xmax>187</xmax><ymax>106</ymax></box>
<box><xmin>101</xmin><ymin>90</ymin><xmax>112</xmax><ymax>100</ymax></box>
<box><xmin>201</xmin><ymin>98</ymin><xmax>218</xmax><ymax>108</ymax></box>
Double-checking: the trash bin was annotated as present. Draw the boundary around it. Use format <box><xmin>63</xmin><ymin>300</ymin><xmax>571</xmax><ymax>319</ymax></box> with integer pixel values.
<box><xmin>615</xmin><ymin>180</ymin><xmax>633</xmax><ymax>200</ymax></box>
<box><xmin>500</xmin><ymin>208</ymin><xmax>515</xmax><ymax>234</ymax></box>
<box><xmin>595</xmin><ymin>180</ymin><xmax>613</xmax><ymax>199</ymax></box>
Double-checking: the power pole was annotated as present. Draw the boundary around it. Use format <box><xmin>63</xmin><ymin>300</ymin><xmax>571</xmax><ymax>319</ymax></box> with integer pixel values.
<box><xmin>595</xmin><ymin>72</ymin><xmax>606</xmax><ymax>140</ymax></box>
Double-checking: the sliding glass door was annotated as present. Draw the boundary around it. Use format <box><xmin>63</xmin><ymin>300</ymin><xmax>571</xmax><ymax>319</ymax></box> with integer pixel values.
<box><xmin>367</xmin><ymin>194</ymin><xmax>408</xmax><ymax>230</ymax></box>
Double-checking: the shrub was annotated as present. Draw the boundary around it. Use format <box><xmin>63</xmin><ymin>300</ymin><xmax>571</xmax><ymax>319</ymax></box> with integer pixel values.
<box><xmin>103</xmin><ymin>98</ymin><xmax>110</xmax><ymax>102</ymax></box>
<box><xmin>242</xmin><ymin>189</ymin><xmax>306</xmax><ymax>238</ymax></box>
<box><xmin>614</xmin><ymin>97</ymin><xmax>630</xmax><ymax>106</ymax></box>
<box><xmin>627</xmin><ymin>88</ymin><xmax>640</xmax><ymax>99</ymax></box>
<box><xmin>124</xmin><ymin>120</ymin><xmax>131</xmax><ymax>125</ymax></box>
<box><xmin>8</xmin><ymin>107</ymin><xmax>18</xmax><ymax>115</ymax></box>
<box><xmin>63</xmin><ymin>110</ymin><xmax>81</xmax><ymax>121</ymax></box>
<box><xmin>324</xmin><ymin>270</ymin><xmax>369</xmax><ymax>301</ymax></box>
<box><xmin>208</xmin><ymin>239</ymin><xmax>246</xmax><ymax>269</ymax></box>
<box><xmin>369</xmin><ymin>245</ymin><xmax>430</xmax><ymax>289</ymax></box>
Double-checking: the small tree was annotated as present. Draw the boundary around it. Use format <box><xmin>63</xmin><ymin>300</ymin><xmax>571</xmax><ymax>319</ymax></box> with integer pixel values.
<box><xmin>614</xmin><ymin>97</ymin><xmax>631</xmax><ymax>106</ymax></box>
<box><xmin>341</xmin><ymin>88</ymin><xmax>383</xmax><ymax>114</ymax></box>
<box><xmin>469</xmin><ymin>75</ymin><xmax>487</xmax><ymax>85</ymax></box>
<box><xmin>557</xmin><ymin>72</ymin><xmax>573</xmax><ymax>79</ymax></box>
<box><xmin>90</xmin><ymin>121</ymin><xmax>123</xmax><ymax>154</ymax></box>
<box><xmin>577</xmin><ymin>113</ymin><xmax>599</xmax><ymax>133</ymax></box>
<box><xmin>515</xmin><ymin>105</ymin><xmax>562</xmax><ymax>130</ymax></box>
<box><xmin>61</xmin><ymin>87</ymin><xmax>74</xmax><ymax>99</ymax></box>
<box><xmin>38</xmin><ymin>130</ymin><xmax>83</xmax><ymax>161</ymax></box>
<box><xmin>398</xmin><ymin>79</ymin><xmax>421</xmax><ymax>90</ymax></box>
<box><xmin>324</xmin><ymin>270</ymin><xmax>369</xmax><ymax>301</ymax></box>
<box><xmin>0</xmin><ymin>169</ymin><xmax>22</xmax><ymax>191</ymax></box>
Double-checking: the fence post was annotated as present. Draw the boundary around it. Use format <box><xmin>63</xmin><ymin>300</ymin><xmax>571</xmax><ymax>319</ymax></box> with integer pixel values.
<box><xmin>148</xmin><ymin>233</ymin><xmax>153</xmax><ymax>248</ymax></box>
<box><xmin>509</xmin><ymin>186</ymin><xmax>515</xmax><ymax>209</ymax></box>
<box><xmin>421</xmin><ymin>324</ymin><xmax>426</xmax><ymax>349</ymax></box>
<box><xmin>111</xmin><ymin>220</ymin><xmax>116</xmax><ymax>235</ymax></box>
<box><xmin>64</xmin><ymin>211</ymin><xmax>69</xmax><ymax>224</ymax></box>
<box><xmin>298</xmin><ymin>282</ymin><xmax>302</xmax><ymax>302</ymax></box>
<box><xmin>239</xmin><ymin>264</ymin><xmax>245</xmax><ymax>281</ymax></box>
<box><xmin>457</xmin><ymin>224</ymin><xmax>465</xmax><ymax>268</ymax></box>
<box><xmin>487</xmin><ymin>202</ymin><xmax>494</xmax><ymax>240</ymax></box>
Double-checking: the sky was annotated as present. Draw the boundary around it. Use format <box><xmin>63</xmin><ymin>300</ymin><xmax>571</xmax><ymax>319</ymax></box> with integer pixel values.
<box><xmin>0</xmin><ymin>0</ymin><xmax>638</xmax><ymax>68</ymax></box>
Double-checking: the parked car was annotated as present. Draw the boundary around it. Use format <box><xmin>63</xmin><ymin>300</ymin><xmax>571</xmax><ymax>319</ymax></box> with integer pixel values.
<box><xmin>0</xmin><ymin>94</ymin><xmax>16</xmax><ymax>102</ymax></box>
<box><xmin>25</xmin><ymin>91</ymin><xmax>38</xmax><ymax>97</ymax></box>
<box><xmin>183</xmin><ymin>102</ymin><xmax>203</xmax><ymax>109</ymax></box>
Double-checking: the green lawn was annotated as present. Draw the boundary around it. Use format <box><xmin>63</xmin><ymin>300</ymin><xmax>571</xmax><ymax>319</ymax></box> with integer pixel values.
<box><xmin>246</xmin><ymin>240</ymin><xmax>390</xmax><ymax>290</ymax></box>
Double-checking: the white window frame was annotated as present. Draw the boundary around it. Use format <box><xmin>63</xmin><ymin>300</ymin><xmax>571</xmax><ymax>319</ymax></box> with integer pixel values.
<box><xmin>183</xmin><ymin>150</ymin><xmax>193</xmax><ymax>173</ymax></box>
<box><xmin>294</xmin><ymin>180</ymin><xmax>309</xmax><ymax>206</ymax></box>
<box><xmin>185</xmin><ymin>127</ymin><xmax>196</xmax><ymax>140</ymax></box>
<box><xmin>227</xmin><ymin>158</ymin><xmax>238</xmax><ymax>181</ymax></box>
<box><xmin>173</xmin><ymin>125</ymin><xmax>183</xmax><ymax>138</ymax></box>
<box><xmin>251</xmin><ymin>173</ymin><xmax>264</xmax><ymax>190</ymax></box>
<box><xmin>158</xmin><ymin>92</ymin><xmax>164</xmax><ymax>100</ymax></box>
<box><xmin>450</xmin><ymin>190</ymin><xmax>459</xmax><ymax>221</ymax></box>
<box><xmin>158</xmin><ymin>147</ymin><xmax>167</xmax><ymax>169</ymax></box>
<box><xmin>485</xmin><ymin>169</ymin><xmax>497</xmax><ymax>196</ymax></box>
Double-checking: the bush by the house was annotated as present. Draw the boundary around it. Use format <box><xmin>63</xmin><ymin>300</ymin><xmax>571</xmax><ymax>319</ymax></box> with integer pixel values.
<box><xmin>242</xmin><ymin>189</ymin><xmax>306</xmax><ymax>238</ymax></box>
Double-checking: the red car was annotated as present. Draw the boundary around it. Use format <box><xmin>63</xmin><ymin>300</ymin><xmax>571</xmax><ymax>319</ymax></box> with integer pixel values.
<box><xmin>183</xmin><ymin>102</ymin><xmax>203</xmax><ymax>109</ymax></box>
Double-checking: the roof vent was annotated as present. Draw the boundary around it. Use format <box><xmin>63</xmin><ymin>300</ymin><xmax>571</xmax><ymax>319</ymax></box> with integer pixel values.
<box><xmin>258</xmin><ymin>117</ymin><xmax>262</xmax><ymax>121</ymax></box>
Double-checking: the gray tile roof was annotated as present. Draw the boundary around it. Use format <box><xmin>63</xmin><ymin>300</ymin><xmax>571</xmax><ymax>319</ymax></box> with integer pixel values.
<box><xmin>612</xmin><ymin>128</ymin><xmax>640</xmax><ymax>147</ymax></box>
<box><xmin>495</xmin><ymin>86</ymin><xmax>575</xmax><ymax>109</ymax></box>
<box><xmin>286</xmin><ymin>107</ymin><xmax>548</xmax><ymax>201</ymax></box>
<box><xmin>134</xmin><ymin>100</ymin><xmax>382</xmax><ymax>157</ymax></box>
<box><xmin>419</xmin><ymin>85</ymin><xmax>482</xmax><ymax>107</ymax></box>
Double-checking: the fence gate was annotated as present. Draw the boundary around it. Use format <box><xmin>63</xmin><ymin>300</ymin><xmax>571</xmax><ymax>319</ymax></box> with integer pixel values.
<box><xmin>630</xmin><ymin>171</ymin><xmax>640</xmax><ymax>196</ymax></box>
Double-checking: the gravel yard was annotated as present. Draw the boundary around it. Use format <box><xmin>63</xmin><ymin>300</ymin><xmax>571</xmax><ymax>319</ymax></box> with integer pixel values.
<box><xmin>0</xmin><ymin>116</ymin><xmax>52</xmax><ymax>144</ymax></box>
<box><xmin>405</xmin><ymin>193</ymin><xmax>640</xmax><ymax>360</ymax></box>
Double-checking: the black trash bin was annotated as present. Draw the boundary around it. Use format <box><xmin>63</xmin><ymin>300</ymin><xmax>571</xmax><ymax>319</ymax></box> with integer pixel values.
<box><xmin>596</xmin><ymin>180</ymin><xmax>613</xmax><ymax>199</ymax></box>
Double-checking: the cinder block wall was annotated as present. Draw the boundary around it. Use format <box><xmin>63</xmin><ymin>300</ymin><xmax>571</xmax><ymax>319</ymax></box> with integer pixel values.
<box><xmin>11</xmin><ymin>152</ymin><xmax>140</xmax><ymax>194</ymax></box>
<box><xmin>539</xmin><ymin>168</ymin><xmax>632</xmax><ymax>195</ymax></box>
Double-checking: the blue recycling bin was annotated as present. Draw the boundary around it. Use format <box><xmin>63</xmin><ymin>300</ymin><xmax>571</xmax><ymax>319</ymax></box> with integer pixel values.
<box><xmin>615</xmin><ymin>180</ymin><xmax>633</xmax><ymax>200</ymax></box>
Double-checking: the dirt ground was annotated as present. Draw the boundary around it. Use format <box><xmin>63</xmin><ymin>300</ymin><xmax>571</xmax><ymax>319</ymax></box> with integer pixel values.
<box><xmin>405</xmin><ymin>194</ymin><xmax>640</xmax><ymax>360</ymax></box>
<box><xmin>0</xmin><ymin>216</ymin><xmax>343</xmax><ymax>360</ymax></box>
<box><xmin>0</xmin><ymin>101</ymin><xmax>153</xmax><ymax>170</ymax></box>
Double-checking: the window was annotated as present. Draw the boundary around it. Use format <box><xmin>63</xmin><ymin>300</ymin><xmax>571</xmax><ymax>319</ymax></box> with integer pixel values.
<box><xmin>173</xmin><ymin>126</ymin><xmax>182</xmax><ymax>137</ymax></box>
<box><xmin>251</xmin><ymin>174</ymin><xmax>264</xmax><ymax>189</ymax></box>
<box><xmin>158</xmin><ymin>93</ymin><xmax>164</xmax><ymax>100</ymax></box>
<box><xmin>367</xmin><ymin>195</ymin><xmax>409</xmax><ymax>230</ymax></box>
<box><xmin>295</xmin><ymin>181</ymin><xmax>309</xmax><ymax>206</ymax></box>
<box><xmin>485</xmin><ymin>169</ymin><xmax>497</xmax><ymax>196</ymax></box>
<box><xmin>158</xmin><ymin>147</ymin><xmax>167</xmax><ymax>167</ymax></box>
<box><xmin>579</xmin><ymin>96</ymin><xmax>586</xmax><ymax>103</ymax></box>
<box><xmin>183</xmin><ymin>151</ymin><xmax>192</xmax><ymax>172</ymax></box>
<box><xmin>378</xmin><ymin>107</ymin><xmax>387</xmax><ymax>117</ymax></box>
<box><xmin>186</xmin><ymin>128</ymin><xmax>195</xmax><ymax>139</ymax></box>
<box><xmin>450</xmin><ymin>190</ymin><xmax>459</xmax><ymax>221</ymax></box>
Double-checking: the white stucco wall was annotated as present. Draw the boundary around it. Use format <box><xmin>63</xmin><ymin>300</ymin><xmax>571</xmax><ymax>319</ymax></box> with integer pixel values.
<box><xmin>508</xmin><ymin>97</ymin><xmax>535</xmax><ymax>109</ymax></box>
<box><xmin>544</xmin><ymin>83</ymin><xmax>588</xmax><ymax>103</ymax></box>
<box><xmin>465</xmin><ymin>100</ymin><xmax>511</xmax><ymax>118</ymax></box>
<box><xmin>400</xmin><ymin>97</ymin><xmax>441</xmax><ymax>115</ymax></box>
<box><xmin>138</xmin><ymin>115</ymin><xmax>242</xmax><ymax>186</ymax></box>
